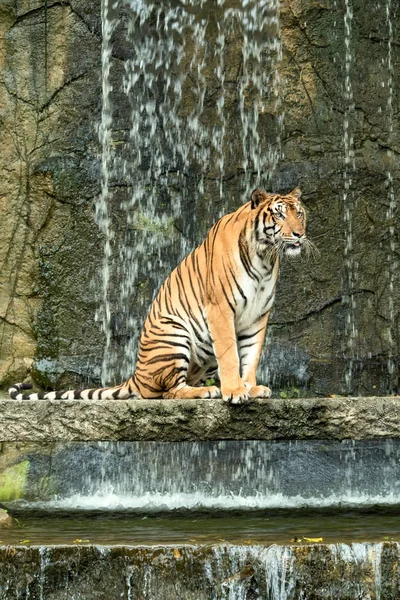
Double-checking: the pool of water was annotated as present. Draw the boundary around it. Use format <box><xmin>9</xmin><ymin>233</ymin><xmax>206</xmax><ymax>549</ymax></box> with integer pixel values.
<box><xmin>2</xmin><ymin>511</ymin><xmax>400</xmax><ymax>547</ymax></box>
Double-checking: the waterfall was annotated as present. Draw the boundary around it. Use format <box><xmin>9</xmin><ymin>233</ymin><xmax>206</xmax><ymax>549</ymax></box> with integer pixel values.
<box><xmin>97</xmin><ymin>0</ymin><xmax>283</xmax><ymax>384</ymax></box>
<box><xmin>96</xmin><ymin>0</ymin><xmax>119</xmax><ymax>385</ymax></box>
<box><xmin>342</xmin><ymin>0</ymin><xmax>357</xmax><ymax>393</ymax></box>
<box><xmin>5</xmin><ymin>439</ymin><xmax>400</xmax><ymax>513</ymax></box>
<box><xmin>385</xmin><ymin>0</ymin><xmax>396</xmax><ymax>391</ymax></box>
<box><xmin>0</xmin><ymin>542</ymin><xmax>393</xmax><ymax>599</ymax></box>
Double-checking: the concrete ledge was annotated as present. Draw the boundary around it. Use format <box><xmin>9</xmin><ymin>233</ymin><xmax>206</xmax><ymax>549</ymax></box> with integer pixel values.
<box><xmin>0</xmin><ymin>395</ymin><xmax>399</xmax><ymax>441</ymax></box>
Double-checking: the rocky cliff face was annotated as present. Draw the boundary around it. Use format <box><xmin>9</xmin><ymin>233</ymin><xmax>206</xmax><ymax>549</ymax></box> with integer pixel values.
<box><xmin>0</xmin><ymin>0</ymin><xmax>399</xmax><ymax>395</ymax></box>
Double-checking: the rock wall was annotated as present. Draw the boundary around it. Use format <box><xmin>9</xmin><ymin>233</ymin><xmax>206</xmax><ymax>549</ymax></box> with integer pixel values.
<box><xmin>0</xmin><ymin>542</ymin><xmax>398</xmax><ymax>599</ymax></box>
<box><xmin>0</xmin><ymin>0</ymin><xmax>399</xmax><ymax>395</ymax></box>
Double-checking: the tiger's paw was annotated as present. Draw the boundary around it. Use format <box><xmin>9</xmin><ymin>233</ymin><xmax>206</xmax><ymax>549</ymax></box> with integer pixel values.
<box><xmin>203</xmin><ymin>385</ymin><xmax>222</xmax><ymax>399</ymax></box>
<box><xmin>248</xmin><ymin>385</ymin><xmax>272</xmax><ymax>399</ymax></box>
<box><xmin>222</xmin><ymin>386</ymin><xmax>250</xmax><ymax>405</ymax></box>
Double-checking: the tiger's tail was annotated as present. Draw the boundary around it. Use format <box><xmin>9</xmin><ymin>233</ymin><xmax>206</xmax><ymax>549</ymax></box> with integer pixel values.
<box><xmin>8</xmin><ymin>379</ymin><xmax>139</xmax><ymax>400</ymax></box>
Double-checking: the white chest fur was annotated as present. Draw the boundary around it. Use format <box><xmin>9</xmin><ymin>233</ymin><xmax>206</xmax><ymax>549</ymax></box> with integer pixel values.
<box><xmin>235</xmin><ymin>272</ymin><xmax>277</xmax><ymax>333</ymax></box>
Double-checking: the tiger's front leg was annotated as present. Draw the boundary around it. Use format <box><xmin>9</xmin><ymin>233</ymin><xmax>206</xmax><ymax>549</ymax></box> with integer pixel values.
<box><xmin>207</xmin><ymin>304</ymin><xmax>249</xmax><ymax>404</ymax></box>
<box><xmin>238</xmin><ymin>311</ymin><xmax>272</xmax><ymax>399</ymax></box>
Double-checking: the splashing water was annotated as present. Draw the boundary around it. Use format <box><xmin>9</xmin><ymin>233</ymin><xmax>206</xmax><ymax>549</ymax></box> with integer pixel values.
<box><xmin>97</xmin><ymin>0</ymin><xmax>283</xmax><ymax>384</ymax></box>
<box><xmin>6</xmin><ymin>439</ymin><xmax>400</xmax><ymax>514</ymax></box>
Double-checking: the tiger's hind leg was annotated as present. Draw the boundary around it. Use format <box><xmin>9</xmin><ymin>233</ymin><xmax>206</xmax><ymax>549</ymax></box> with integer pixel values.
<box><xmin>163</xmin><ymin>384</ymin><xmax>221</xmax><ymax>400</ymax></box>
<box><xmin>161</xmin><ymin>356</ymin><xmax>221</xmax><ymax>400</ymax></box>
<box><xmin>162</xmin><ymin>357</ymin><xmax>222</xmax><ymax>400</ymax></box>
<box><xmin>135</xmin><ymin>338</ymin><xmax>221</xmax><ymax>400</ymax></box>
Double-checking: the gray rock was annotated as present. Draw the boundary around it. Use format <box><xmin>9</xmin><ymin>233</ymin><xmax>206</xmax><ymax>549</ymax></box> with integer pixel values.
<box><xmin>0</xmin><ymin>396</ymin><xmax>399</xmax><ymax>442</ymax></box>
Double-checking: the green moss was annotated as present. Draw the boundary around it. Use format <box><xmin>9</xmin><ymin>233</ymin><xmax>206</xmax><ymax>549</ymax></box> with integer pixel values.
<box><xmin>37</xmin><ymin>475</ymin><xmax>57</xmax><ymax>498</ymax></box>
<box><xmin>132</xmin><ymin>213</ymin><xmax>177</xmax><ymax>236</ymax></box>
<box><xmin>0</xmin><ymin>460</ymin><xmax>30</xmax><ymax>502</ymax></box>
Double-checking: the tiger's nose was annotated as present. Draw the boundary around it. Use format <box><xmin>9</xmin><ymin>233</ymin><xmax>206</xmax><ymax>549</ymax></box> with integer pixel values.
<box><xmin>293</xmin><ymin>231</ymin><xmax>304</xmax><ymax>238</ymax></box>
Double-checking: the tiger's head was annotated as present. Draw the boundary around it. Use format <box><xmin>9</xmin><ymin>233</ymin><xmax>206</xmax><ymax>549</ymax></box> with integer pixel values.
<box><xmin>250</xmin><ymin>188</ymin><xmax>307</xmax><ymax>257</ymax></box>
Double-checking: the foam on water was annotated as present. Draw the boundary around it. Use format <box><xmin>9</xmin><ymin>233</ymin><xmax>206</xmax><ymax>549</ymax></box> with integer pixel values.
<box><xmin>12</xmin><ymin>490</ymin><xmax>400</xmax><ymax>513</ymax></box>
<box><xmin>4</xmin><ymin>439</ymin><xmax>400</xmax><ymax>514</ymax></box>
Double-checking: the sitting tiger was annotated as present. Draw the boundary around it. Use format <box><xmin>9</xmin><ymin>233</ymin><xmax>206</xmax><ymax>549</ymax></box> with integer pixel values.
<box><xmin>10</xmin><ymin>188</ymin><xmax>308</xmax><ymax>404</ymax></box>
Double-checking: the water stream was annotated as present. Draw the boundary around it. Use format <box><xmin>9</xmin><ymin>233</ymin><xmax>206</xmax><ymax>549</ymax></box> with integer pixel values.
<box><xmin>384</xmin><ymin>0</ymin><xmax>397</xmax><ymax>390</ymax></box>
<box><xmin>4</xmin><ymin>439</ymin><xmax>400</xmax><ymax>514</ymax></box>
<box><xmin>342</xmin><ymin>0</ymin><xmax>357</xmax><ymax>393</ymax></box>
<box><xmin>0</xmin><ymin>540</ymin><xmax>396</xmax><ymax>599</ymax></box>
<box><xmin>96</xmin><ymin>0</ymin><xmax>283</xmax><ymax>385</ymax></box>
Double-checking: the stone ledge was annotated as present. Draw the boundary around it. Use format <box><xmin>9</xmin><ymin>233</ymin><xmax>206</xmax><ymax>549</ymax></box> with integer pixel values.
<box><xmin>0</xmin><ymin>395</ymin><xmax>399</xmax><ymax>442</ymax></box>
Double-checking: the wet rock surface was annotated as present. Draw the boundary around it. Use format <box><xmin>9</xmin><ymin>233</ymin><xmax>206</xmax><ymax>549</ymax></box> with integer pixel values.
<box><xmin>0</xmin><ymin>542</ymin><xmax>398</xmax><ymax>599</ymax></box>
<box><xmin>0</xmin><ymin>395</ymin><xmax>399</xmax><ymax>442</ymax></box>
<box><xmin>1</xmin><ymin>437</ymin><xmax>400</xmax><ymax>511</ymax></box>
<box><xmin>0</xmin><ymin>509</ymin><xmax>13</xmax><ymax>528</ymax></box>
<box><xmin>0</xmin><ymin>0</ymin><xmax>399</xmax><ymax>395</ymax></box>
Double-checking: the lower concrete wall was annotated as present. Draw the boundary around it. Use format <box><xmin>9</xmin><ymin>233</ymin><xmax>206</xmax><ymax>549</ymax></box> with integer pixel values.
<box><xmin>1</xmin><ymin>439</ymin><xmax>400</xmax><ymax>513</ymax></box>
<box><xmin>0</xmin><ymin>542</ymin><xmax>398</xmax><ymax>599</ymax></box>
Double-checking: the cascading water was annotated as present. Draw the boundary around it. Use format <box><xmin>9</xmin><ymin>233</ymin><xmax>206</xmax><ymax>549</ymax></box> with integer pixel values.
<box><xmin>342</xmin><ymin>0</ymin><xmax>357</xmax><ymax>393</ymax></box>
<box><xmin>0</xmin><ymin>541</ymin><xmax>394</xmax><ymax>599</ymax></box>
<box><xmin>96</xmin><ymin>0</ymin><xmax>119</xmax><ymax>385</ymax></box>
<box><xmin>97</xmin><ymin>0</ymin><xmax>283</xmax><ymax>385</ymax></box>
<box><xmin>384</xmin><ymin>0</ymin><xmax>397</xmax><ymax>391</ymax></box>
<box><xmin>4</xmin><ymin>439</ymin><xmax>400</xmax><ymax>513</ymax></box>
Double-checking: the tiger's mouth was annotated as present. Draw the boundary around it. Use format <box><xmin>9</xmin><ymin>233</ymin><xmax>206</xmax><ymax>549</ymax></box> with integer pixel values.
<box><xmin>283</xmin><ymin>240</ymin><xmax>303</xmax><ymax>256</ymax></box>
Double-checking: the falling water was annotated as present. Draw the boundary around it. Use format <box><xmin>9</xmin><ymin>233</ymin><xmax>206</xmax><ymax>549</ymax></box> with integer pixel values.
<box><xmin>96</xmin><ymin>0</ymin><xmax>118</xmax><ymax>385</ymax></box>
<box><xmin>342</xmin><ymin>0</ymin><xmax>357</xmax><ymax>393</ymax></box>
<box><xmin>1</xmin><ymin>542</ymin><xmax>389</xmax><ymax>599</ymax></box>
<box><xmin>385</xmin><ymin>0</ymin><xmax>396</xmax><ymax>389</ymax></box>
<box><xmin>5</xmin><ymin>439</ymin><xmax>400</xmax><ymax>513</ymax></box>
<box><xmin>97</xmin><ymin>0</ymin><xmax>283</xmax><ymax>383</ymax></box>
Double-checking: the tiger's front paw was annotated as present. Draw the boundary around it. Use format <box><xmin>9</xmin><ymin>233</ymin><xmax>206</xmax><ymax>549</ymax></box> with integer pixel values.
<box><xmin>222</xmin><ymin>386</ymin><xmax>250</xmax><ymax>405</ymax></box>
<box><xmin>204</xmin><ymin>385</ymin><xmax>223</xmax><ymax>399</ymax></box>
<box><xmin>248</xmin><ymin>385</ymin><xmax>272</xmax><ymax>398</ymax></box>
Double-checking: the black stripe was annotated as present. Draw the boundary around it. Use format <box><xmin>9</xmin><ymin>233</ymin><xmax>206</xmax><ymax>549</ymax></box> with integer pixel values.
<box><xmin>175</xmin><ymin>266</ymin><xmax>203</xmax><ymax>332</ymax></box>
<box><xmin>145</xmin><ymin>353</ymin><xmax>189</xmax><ymax>365</ymax></box>
<box><xmin>234</xmin><ymin>202</ymin><xmax>250</xmax><ymax>222</ymax></box>
<box><xmin>209</xmin><ymin>219</ymin><xmax>224</xmax><ymax>287</ymax></box>
<box><xmin>134</xmin><ymin>373</ymin><xmax>162</xmax><ymax>393</ymax></box>
<box><xmin>222</xmin><ymin>259</ymin><xmax>238</xmax><ymax>305</ymax></box>
<box><xmin>228</xmin><ymin>264</ymin><xmax>247</xmax><ymax>306</ymax></box>
<box><xmin>159</xmin><ymin>318</ymin><xmax>188</xmax><ymax>331</ymax></box>
<box><xmin>149</xmin><ymin>330</ymin><xmax>190</xmax><ymax>340</ymax></box>
<box><xmin>140</xmin><ymin>340</ymin><xmax>190</xmax><ymax>352</ymax></box>
<box><xmin>220</xmin><ymin>279</ymin><xmax>236</xmax><ymax>313</ymax></box>
<box><xmin>262</xmin><ymin>291</ymin><xmax>275</xmax><ymax>312</ymax></box>
<box><xmin>198</xmin><ymin>346</ymin><xmax>214</xmax><ymax>357</ymax></box>
<box><xmin>239</xmin><ymin>233</ymin><xmax>260</xmax><ymax>282</ymax></box>
<box><xmin>238</xmin><ymin>327</ymin><xmax>264</xmax><ymax>341</ymax></box>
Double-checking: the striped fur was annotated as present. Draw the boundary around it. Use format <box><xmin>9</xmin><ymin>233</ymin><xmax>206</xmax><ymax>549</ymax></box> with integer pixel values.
<box><xmin>9</xmin><ymin>188</ymin><xmax>307</xmax><ymax>404</ymax></box>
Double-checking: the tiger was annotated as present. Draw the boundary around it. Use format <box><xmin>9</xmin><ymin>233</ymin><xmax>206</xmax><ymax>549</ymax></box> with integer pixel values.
<box><xmin>9</xmin><ymin>187</ymin><xmax>308</xmax><ymax>404</ymax></box>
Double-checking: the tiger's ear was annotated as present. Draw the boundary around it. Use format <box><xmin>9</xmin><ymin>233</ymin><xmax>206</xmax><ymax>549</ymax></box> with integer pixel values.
<box><xmin>251</xmin><ymin>189</ymin><xmax>269</xmax><ymax>209</ymax></box>
<box><xmin>289</xmin><ymin>187</ymin><xmax>302</xmax><ymax>200</ymax></box>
